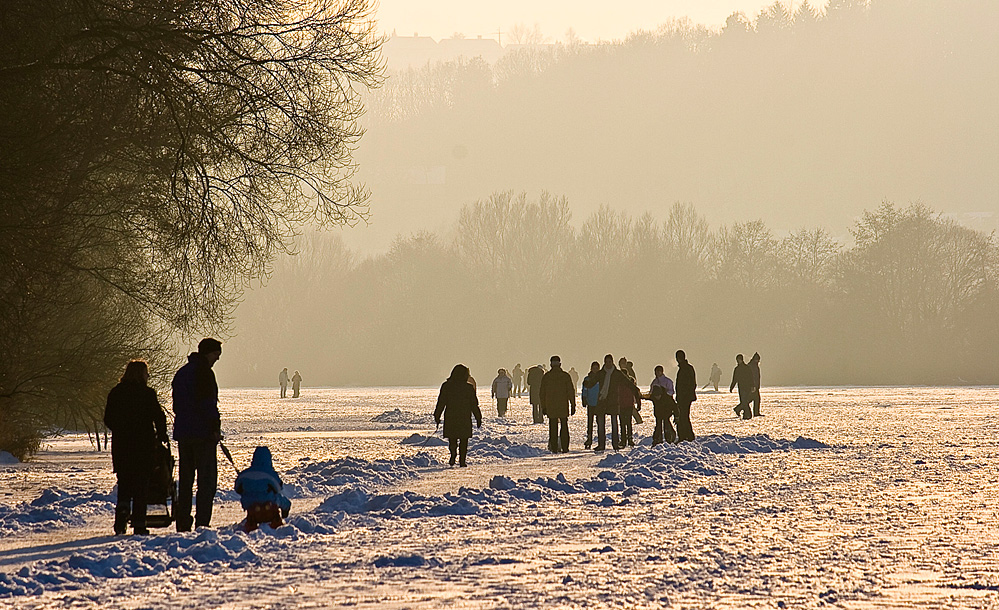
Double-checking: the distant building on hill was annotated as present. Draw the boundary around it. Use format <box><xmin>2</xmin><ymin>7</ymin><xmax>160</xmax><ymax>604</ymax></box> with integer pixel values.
<box><xmin>382</xmin><ymin>32</ymin><xmax>507</xmax><ymax>70</ymax></box>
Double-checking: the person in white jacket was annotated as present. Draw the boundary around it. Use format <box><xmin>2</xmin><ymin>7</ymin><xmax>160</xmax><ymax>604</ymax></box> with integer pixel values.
<box><xmin>491</xmin><ymin>369</ymin><xmax>514</xmax><ymax>417</ymax></box>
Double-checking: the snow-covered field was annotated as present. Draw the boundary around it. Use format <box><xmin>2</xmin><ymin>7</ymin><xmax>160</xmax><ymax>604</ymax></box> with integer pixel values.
<box><xmin>2</xmin><ymin>386</ymin><xmax>999</xmax><ymax>608</ymax></box>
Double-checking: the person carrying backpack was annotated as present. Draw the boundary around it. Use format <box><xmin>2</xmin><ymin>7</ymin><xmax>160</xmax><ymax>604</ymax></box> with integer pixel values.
<box><xmin>235</xmin><ymin>446</ymin><xmax>292</xmax><ymax>532</ymax></box>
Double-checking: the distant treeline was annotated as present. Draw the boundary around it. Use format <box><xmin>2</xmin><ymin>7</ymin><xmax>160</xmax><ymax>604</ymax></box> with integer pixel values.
<box><xmin>227</xmin><ymin>194</ymin><xmax>999</xmax><ymax>387</ymax></box>
<box><xmin>356</xmin><ymin>0</ymin><xmax>999</xmax><ymax>249</ymax></box>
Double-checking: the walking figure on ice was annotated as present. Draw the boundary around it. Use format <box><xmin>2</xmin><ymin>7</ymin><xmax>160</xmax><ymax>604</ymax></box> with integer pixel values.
<box><xmin>291</xmin><ymin>370</ymin><xmax>302</xmax><ymax>398</ymax></box>
<box><xmin>172</xmin><ymin>338</ymin><xmax>223</xmax><ymax>532</ymax></box>
<box><xmin>527</xmin><ymin>364</ymin><xmax>545</xmax><ymax>424</ymax></box>
<box><xmin>749</xmin><ymin>352</ymin><xmax>763</xmax><ymax>417</ymax></box>
<box><xmin>491</xmin><ymin>368</ymin><xmax>513</xmax><ymax>417</ymax></box>
<box><xmin>703</xmin><ymin>363</ymin><xmax>722</xmax><ymax>391</ymax></box>
<box><xmin>434</xmin><ymin>364</ymin><xmax>482</xmax><ymax>467</ymax></box>
<box><xmin>649</xmin><ymin>365</ymin><xmax>677</xmax><ymax>446</ymax></box>
<box><xmin>730</xmin><ymin>354</ymin><xmax>754</xmax><ymax>420</ymax></box>
<box><xmin>581</xmin><ymin>361</ymin><xmax>602</xmax><ymax>449</ymax></box>
<box><xmin>104</xmin><ymin>360</ymin><xmax>168</xmax><ymax>535</ymax></box>
<box><xmin>540</xmin><ymin>355</ymin><xmax>576</xmax><ymax>453</ymax></box>
<box><xmin>512</xmin><ymin>364</ymin><xmax>524</xmax><ymax>397</ymax></box>
<box><xmin>235</xmin><ymin>446</ymin><xmax>291</xmax><ymax>532</ymax></box>
<box><xmin>674</xmin><ymin>350</ymin><xmax>697</xmax><ymax>442</ymax></box>
<box><xmin>279</xmin><ymin>368</ymin><xmax>289</xmax><ymax>398</ymax></box>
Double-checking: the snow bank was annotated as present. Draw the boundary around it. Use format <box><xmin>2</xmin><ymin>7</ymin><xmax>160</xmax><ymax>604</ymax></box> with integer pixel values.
<box><xmin>0</xmin><ymin>451</ymin><xmax>18</xmax><ymax>465</ymax></box>
<box><xmin>469</xmin><ymin>435</ymin><xmax>547</xmax><ymax>460</ymax></box>
<box><xmin>371</xmin><ymin>408</ymin><xmax>432</xmax><ymax>425</ymax></box>
<box><xmin>285</xmin><ymin>452</ymin><xmax>440</xmax><ymax>497</ymax></box>
<box><xmin>400</xmin><ymin>433</ymin><xmax>448</xmax><ymax>447</ymax></box>
<box><xmin>0</xmin><ymin>488</ymin><xmax>115</xmax><ymax>537</ymax></box>
<box><xmin>695</xmin><ymin>433</ymin><xmax>830</xmax><ymax>454</ymax></box>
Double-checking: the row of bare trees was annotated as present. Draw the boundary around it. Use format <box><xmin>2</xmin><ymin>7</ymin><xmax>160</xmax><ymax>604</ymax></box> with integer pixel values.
<box><xmin>0</xmin><ymin>0</ymin><xmax>381</xmax><ymax>458</ymax></box>
<box><xmin>227</xmin><ymin>194</ymin><xmax>999</xmax><ymax>387</ymax></box>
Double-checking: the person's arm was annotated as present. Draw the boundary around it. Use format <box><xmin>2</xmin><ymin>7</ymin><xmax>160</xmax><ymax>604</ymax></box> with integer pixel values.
<box><xmin>730</xmin><ymin>369</ymin><xmax>737</xmax><ymax>392</ymax></box>
<box><xmin>567</xmin><ymin>375</ymin><xmax>576</xmax><ymax>413</ymax></box>
<box><xmin>151</xmin><ymin>389</ymin><xmax>168</xmax><ymax>444</ymax></box>
<box><xmin>433</xmin><ymin>385</ymin><xmax>447</xmax><ymax>424</ymax></box>
<box><xmin>471</xmin><ymin>387</ymin><xmax>482</xmax><ymax>427</ymax></box>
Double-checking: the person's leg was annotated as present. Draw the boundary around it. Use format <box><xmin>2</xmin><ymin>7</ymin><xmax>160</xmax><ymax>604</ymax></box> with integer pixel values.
<box><xmin>448</xmin><ymin>437</ymin><xmax>457</xmax><ymax>465</ymax></box>
<box><xmin>458</xmin><ymin>438</ymin><xmax>468</xmax><ymax>466</ymax></box>
<box><xmin>548</xmin><ymin>416</ymin><xmax>559</xmax><ymax>453</ymax></box>
<box><xmin>194</xmin><ymin>440</ymin><xmax>217</xmax><ymax>528</ymax></box>
<box><xmin>114</xmin><ymin>472</ymin><xmax>133</xmax><ymax>535</ymax></box>
<box><xmin>610</xmin><ymin>414</ymin><xmax>620</xmax><ymax>450</ymax></box>
<box><xmin>175</xmin><ymin>441</ymin><xmax>195</xmax><ymax>532</ymax></box>
<box><xmin>652</xmin><ymin>416</ymin><xmax>662</xmax><ymax>445</ymax></box>
<box><xmin>559</xmin><ymin>417</ymin><xmax>569</xmax><ymax>452</ymax></box>
<box><xmin>752</xmin><ymin>391</ymin><xmax>762</xmax><ymax>416</ymax></box>
<box><xmin>595</xmin><ymin>412</ymin><xmax>606</xmax><ymax>450</ymax></box>
<box><xmin>131</xmin><ymin>470</ymin><xmax>148</xmax><ymax>534</ymax></box>
<box><xmin>585</xmin><ymin>410</ymin><xmax>594</xmax><ymax>448</ymax></box>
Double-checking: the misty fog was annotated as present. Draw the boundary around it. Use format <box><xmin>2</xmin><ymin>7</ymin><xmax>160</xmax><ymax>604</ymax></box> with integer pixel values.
<box><xmin>220</xmin><ymin>0</ymin><xmax>998</xmax><ymax>388</ymax></box>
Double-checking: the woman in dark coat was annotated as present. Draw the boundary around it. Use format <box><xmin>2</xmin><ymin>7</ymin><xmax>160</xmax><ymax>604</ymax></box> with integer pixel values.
<box><xmin>433</xmin><ymin>364</ymin><xmax>482</xmax><ymax>467</ymax></box>
<box><xmin>104</xmin><ymin>360</ymin><xmax>168</xmax><ymax>535</ymax></box>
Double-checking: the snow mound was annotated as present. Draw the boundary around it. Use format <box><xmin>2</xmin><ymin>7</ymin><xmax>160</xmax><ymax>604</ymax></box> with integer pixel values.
<box><xmin>0</xmin><ymin>488</ymin><xmax>115</xmax><ymax>537</ymax></box>
<box><xmin>316</xmin><ymin>487</ymin><xmax>485</xmax><ymax>518</ymax></box>
<box><xmin>371</xmin><ymin>408</ymin><xmax>432</xmax><ymax>425</ymax></box>
<box><xmin>695</xmin><ymin>433</ymin><xmax>830</xmax><ymax>454</ymax></box>
<box><xmin>400</xmin><ymin>433</ymin><xmax>448</xmax><ymax>447</ymax></box>
<box><xmin>285</xmin><ymin>452</ymin><xmax>440</xmax><ymax>497</ymax></box>
<box><xmin>469</xmin><ymin>435</ymin><xmax>547</xmax><ymax>460</ymax></box>
<box><xmin>0</xmin><ymin>451</ymin><xmax>18</xmax><ymax>465</ymax></box>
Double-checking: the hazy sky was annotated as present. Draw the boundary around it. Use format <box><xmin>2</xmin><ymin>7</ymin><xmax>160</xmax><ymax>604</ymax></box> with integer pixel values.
<box><xmin>375</xmin><ymin>0</ymin><xmax>822</xmax><ymax>42</ymax></box>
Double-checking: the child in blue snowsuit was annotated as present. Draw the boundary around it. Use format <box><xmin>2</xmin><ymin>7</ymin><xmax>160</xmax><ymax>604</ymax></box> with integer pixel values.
<box><xmin>234</xmin><ymin>446</ymin><xmax>292</xmax><ymax>532</ymax></box>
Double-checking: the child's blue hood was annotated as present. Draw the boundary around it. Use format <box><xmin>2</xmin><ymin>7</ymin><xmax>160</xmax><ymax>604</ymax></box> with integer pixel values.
<box><xmin>250</xmin><ymin>446</ymin><xmax>273</xmax><ymax>470</ymax></box>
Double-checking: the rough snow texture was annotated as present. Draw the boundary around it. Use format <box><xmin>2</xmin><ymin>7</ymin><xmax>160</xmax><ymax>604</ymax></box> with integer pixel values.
<box><xmin>371</xmin><ymin>408</ymin><xmax>433</xmax><ymax>425</ymax></box>
<box><xmin>2</xmin><ymin>386</ymin><xmax>999</xmax><ymax>609</ymax></box>
<box><xmin>0</xmin><ymin>489</ymin><xmax>114</xmax><ymax>538</ymax></box>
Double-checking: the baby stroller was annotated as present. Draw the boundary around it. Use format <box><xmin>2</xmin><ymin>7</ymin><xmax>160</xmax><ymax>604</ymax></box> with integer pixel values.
<box><xmin>142</xmin><ymin>442</ymin><xmax>176</xmax><ymax>528</ymax></box>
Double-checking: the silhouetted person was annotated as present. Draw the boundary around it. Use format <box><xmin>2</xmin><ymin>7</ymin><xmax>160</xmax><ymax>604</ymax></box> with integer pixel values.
<box><xmin>491</xmin><ymin>368</ymin><xmax>513</xmax><ymax>417</ymax></box>
<box><xmin>617</xmin><ymin>366</ymin><xmax>642</xmax><ymax>447</ymax></box>
<box><xmin>434</xmin><ymin>364</ymin><xmax>482</xmax><ymax>467</ymax></box>
<box><xmin>594</xmin><ymin>354</ymin><xmax>639</xmax><ymax>451</ymax></box>
<box><xmin>104</xmin><ymin>360</ymin><xmax>168</xmax><ymax>535</ymax></box>
<box><xmin>749</xmin><ymin>352</ymin><xmax>763</xmax><ymax>416</ymax></box>
<box><xmin>278</xmin><ymin>368</ymin><xmax>289</xmax><ymax>398</ymax></box>
<box><xmin>581</xmin><ymin>361</ymin><xmax>602</xmax><ymax>449</ymax></box>
<box><xmin>235</xmin><ymin>446</ymin><xmax>291</xmax><ymax>533</ymax></box>
<box><xmin>730</xmin><ymin>354</ymin><xmax>754</xmax><ymax>420</ymax></box>
<box><xmin>527</xmin><ymin>364</ymin><xmax>545</xmax><ymax>424</ymax></box>
<box><xmin>568</xmin><ymin>366</ymin><xmax>579</xmax><ymax>392</ymax></box>
<box><xmin>704</xmin><ymin>363</ymin><xmax>722</xmax><ymax>391</ymax></box>
<box><xmin>626</xmin><ymin>360</ymin><xmax>643</xmax><ymax>426</ymax></box>
<box><xmin>512</xmin><ymin>364</ymin><xmax>524</xmax><ymax>397</ymax></box>
<box><xmin>291</xmin><ymin>370</ymin><xmax>302</xmax><ymax>397</ymax></box>
<box><xmin>619</xmin><ymin>357</ymin><xmax>633</xmax><ymax>381</ymax></box>
<box><xmin>540</xmin><ymin>355</ymin><xmax>576</xmax><ymax>453</ymax></box>
<box><xmin>172</xmin><ymin>337</ymin><xmax>223</xmax><ymax>532</ymax></box>
<box><xmin>649</xmin><ymin>365</ymin><xmax>677</xmax><ymax>446</ymax></box>
<box><xmin>674</xmin><ymin>350</ymin><xmax>697</xmax><ymax>442</ymax></box>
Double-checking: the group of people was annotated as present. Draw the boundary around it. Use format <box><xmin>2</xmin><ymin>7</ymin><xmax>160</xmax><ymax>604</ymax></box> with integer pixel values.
<box><xmin>278</xmin><ymin>368</ymin><xmax>303</xmax><ymax>398</ymax></box>
<box><xmin>104</xmin><ymin>338</ymin><xmax>291</xmax><ymax>536</ymax></box>
<box><xmin>728</xmin><ymin>352</ymin><xmax>763</xmax><ymax>419</ymax></box>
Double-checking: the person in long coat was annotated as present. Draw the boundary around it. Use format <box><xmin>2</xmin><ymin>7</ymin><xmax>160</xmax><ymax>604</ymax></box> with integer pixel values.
<box><xmin>593</xmin><ymin>354</ymin><xmax>641</xmax><ymax>451</ymax></box>
<box><xmin>749</xmin><ymin>352</ymin><xmax>763</xmax><ymax>416</ymax></box>
<box><xmin>730</xmin><ymin>354</ymin><xmax>754</xmax><ymax>420</ymax></box>
<box><xmin>674</xmin><ymin>350</ymin><xmax>697</xmax><ymax>442</ymax></box>
<box><xmin>539</xmin><ymin>355</ymin><xmax>576</xmax><ymax>453</ymax></box>
<box><xmin>526</xmin><ymin>364</ymin><xmax>545</xmax><ymax>424</ymax></box>
<box><xmin>491</xmin><ymin>368</ymin><xmax>514</xmax><ymax>417</ymax></box>
<box><xmin>291</xmin><ymin>370</ymin><xmax>302</xmax><ymax>398</ymax></box>
<box><xmin>434</xmin><ymin>364</ymin><xmax>483</xmax><ymax>467</ymax></box>
<box><xmin>104</xmin><ymin>360</ymin><xmax>168</xmax><ymax>535</ymax></box>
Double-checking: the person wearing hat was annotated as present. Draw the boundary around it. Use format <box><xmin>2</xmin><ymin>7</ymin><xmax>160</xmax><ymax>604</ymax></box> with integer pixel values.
<box><xmin>539</xmin><ymin>355</ymin><xmax>576</xmax><ymax>453</ymax></box>
<box><xmin>172</xmin><ymin>337</ymin><xmax>223</xmax><ymax>532</ymax></box>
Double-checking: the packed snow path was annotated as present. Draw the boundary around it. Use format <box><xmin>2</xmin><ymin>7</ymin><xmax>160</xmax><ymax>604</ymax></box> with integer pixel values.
<box><xmin>2</xmin><ymin>386</ymin><xmax>998</xmax><ymax>608</ymax></box>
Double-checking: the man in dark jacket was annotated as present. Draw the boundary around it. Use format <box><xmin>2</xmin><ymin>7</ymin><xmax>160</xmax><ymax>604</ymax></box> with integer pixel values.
<box><xmin>749</xmin><ymin>352</ymin><xmax>763</xmax><ymax>417</ymax></box>
<box><xmin>593</xmin><ymin>354</ymin><xmax>640</xmax><ymax>451</ymax></box>
<box><xmin>526</xmin><ymin>364</ymin><xmax>545</xmax><ymax>424</ymax></box>
<box><xmin>172</xmin><ymin>338</ymin><xmax>223</xmax><ymax>532</ymax></box>
<box><xmin>674</xmin><ymin>350</ymin><xmax>697</xmax><ymax>442</ymax></box>
<box><xmin>730</xmin><ymin>353</ymin><xmax>754</xmax><ymax>420</ymax></box>
<box><xmin>540</xmin><ymin>355</ymin><xmax>576</xmax><ymax>453</ymax></box>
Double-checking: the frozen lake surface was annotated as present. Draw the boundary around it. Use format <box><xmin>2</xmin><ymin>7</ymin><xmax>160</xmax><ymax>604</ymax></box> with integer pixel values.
<box><xmin>2</xmin><ymin>385</ymin><xmax>999</xmax><ymax>608</ymax></box>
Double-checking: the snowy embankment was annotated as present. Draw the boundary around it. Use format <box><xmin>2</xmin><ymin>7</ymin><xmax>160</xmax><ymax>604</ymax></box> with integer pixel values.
<box><xmin>0</xmin><ymin>433</ymin><xmax>827</xmax><ymax>598</ymax></box>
